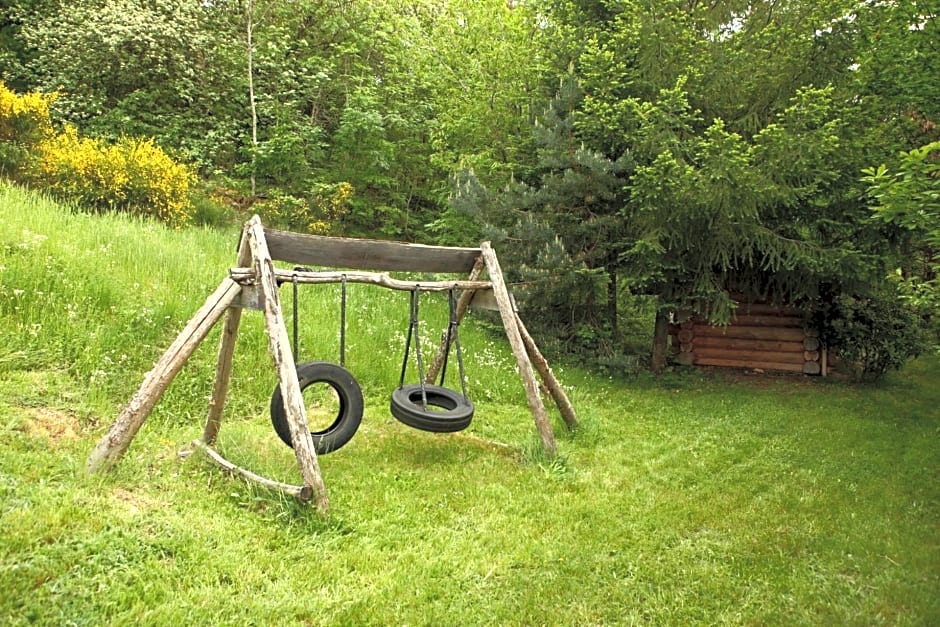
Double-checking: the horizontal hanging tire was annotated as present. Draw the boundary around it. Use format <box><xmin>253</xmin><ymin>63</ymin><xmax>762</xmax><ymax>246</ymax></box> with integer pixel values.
<box><xmin>390</xmin><ymin>384</ymin><xmax>474</xmax><ymax>433</ymax></box>
<box><xmin>270</xmin><ymin>361</ymin><xmax>364</xmax><ymax>454</ymax></box>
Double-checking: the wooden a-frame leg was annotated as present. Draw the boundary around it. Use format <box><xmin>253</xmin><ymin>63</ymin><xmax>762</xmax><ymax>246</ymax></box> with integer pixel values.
<box><xmin>514</xmin><ymin>312</ymin><xmax>579</xmax><ymax>431</ymax></box>
<box><xmin>202</xmin><ymin>233</ymin><xmax>253</xmax><ymax>445</ymax></box>
<box><xmin>87</xmin><ymin>278</ymin><xmax>242</xmax><ymax>473</ymax></box>
<box><xmin>246</xmin><ymin>217</ymin><xmax>330</xmax><ymax>512</ymax></box>
<box><xmin>480</xmin><ymin>242</ymin><xmax>557</xmax><ymax>457</ymax></box>
<box><xmin>202</xmin><ymin>306</ymin><xmax>243</xmax><ymax>445</ymax></box>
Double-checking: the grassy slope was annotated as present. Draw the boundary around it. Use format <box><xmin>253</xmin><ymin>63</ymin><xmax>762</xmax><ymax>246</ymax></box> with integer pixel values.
<box><xmin>1</xmin><ymin>185</ymin><xmax>938</xmax><ymax>625</ymax></box>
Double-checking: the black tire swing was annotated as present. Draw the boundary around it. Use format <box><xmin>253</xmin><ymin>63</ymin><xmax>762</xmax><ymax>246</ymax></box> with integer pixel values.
<box><xmin>390</xmin><ymin>287</ymin><xmax>474</xmax><ymax>433</ymax></box>
<box><xmin>270</xmin><ymin>270</ymin><xmax>363</xmax><ymax>454</ymax></box>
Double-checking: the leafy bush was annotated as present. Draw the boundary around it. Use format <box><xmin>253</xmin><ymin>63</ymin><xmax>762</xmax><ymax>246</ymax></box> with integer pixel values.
<box><xmin>818</xmin><ymin>290</ymin><xmax>928</xmax><ymax>380</ymax></box>
<box><xmin>188</xmin><ymin>190</ymin><xmax>237</xmax><ymax>227</ymax></box>
<box><xmin>864</xmin><ymin>141</ymin><xmax>940</xmax><ymax>351</ymax></box>
<box><xmin>254</xmin><ymin>182</ymin><xmax>353</xmax><ymax>235</ymax></box>
<box><xmin>0</xmin><ymin>81</ymin><xmax>56</xmax><ymax>176</ymax></box>
<box><xmin>31</xmin><ymin>125</ymin><xmax>194</xmax><ymax>226</ymax></box>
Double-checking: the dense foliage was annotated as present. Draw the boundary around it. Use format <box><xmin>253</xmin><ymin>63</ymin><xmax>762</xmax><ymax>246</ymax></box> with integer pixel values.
<box><xmin>0</xmin><ymin>0</ymin><xmax>936</xmax><ymax>375</ymax></box>
<box><xmin>1</xmin><ymin>0</ymin><xmax>539</xmax><ymax>240</ymax></box>
<box><xmin>454</xmin><ymin>0</ymin><xmax>937</xmax><ymax>372</ymax></box>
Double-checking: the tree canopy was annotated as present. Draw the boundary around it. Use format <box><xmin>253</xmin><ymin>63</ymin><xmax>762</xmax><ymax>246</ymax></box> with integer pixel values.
<box><xmin>1</xmin><ymin>0</ymin><xmax>936</xmax><ymax>372</ymax></box>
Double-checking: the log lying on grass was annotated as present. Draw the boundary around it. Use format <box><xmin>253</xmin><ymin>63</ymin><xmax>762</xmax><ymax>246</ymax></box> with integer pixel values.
<box><xmin>192</xmin><ymin>440</ymin><xmax>312</xmax><ymax>500</ymax></box>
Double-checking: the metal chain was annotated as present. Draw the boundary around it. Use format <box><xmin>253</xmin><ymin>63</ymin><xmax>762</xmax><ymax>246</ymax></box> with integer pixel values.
<box><xmin>292</xmin><ymin>270</ymin><xmax>300</xmax><ymax>362</ymax></box>
<box><xmin>439</xmin><ymin>288</ymin><xmax>456</xmax><ymax>385</ymax></box>
<box><xmin>411</xmin><ymin>287</ymin><xmax>429</xmax><ymax>408</ymax></box>
<box><xmin>450</xmin><ymin>288</ymin><xmax>471</xmax><ymax>400</ymax></box>
<box><xmin>340</xmin><ymin>274</ymin><xmax>347</xmax><ymax>366</ymax></box>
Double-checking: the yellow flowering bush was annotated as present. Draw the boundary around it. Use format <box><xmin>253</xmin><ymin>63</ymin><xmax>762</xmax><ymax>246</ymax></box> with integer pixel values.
<box><xmin>33</xmin><ymin>125</ymin><xmax>194</xmax><ymax>226</ymax></box>
<box><xmin>0</xmin><ymin>81</ymin><xmax>56</xmax><ymax>175</ymax></box>
<box><xmin>1</xmin><ymin>83</ymin><xmax>193</xmax><ymax>226</ymax></box>
<box><xmin>312</xmin><ymin>181</ymin><xmax>353</xmax><ymax>232</ymax></box>
<box><xmin>255</xmin><ymin>182</ymin><xmax>354</xmax><ymax>235</ymax></box>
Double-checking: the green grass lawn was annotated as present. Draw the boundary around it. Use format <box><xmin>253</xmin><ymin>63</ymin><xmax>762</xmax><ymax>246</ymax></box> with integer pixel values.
<box><xmin>1</xmin><ymin>184</ymin><xmax>938</xmax><ymax>625</ymax></box>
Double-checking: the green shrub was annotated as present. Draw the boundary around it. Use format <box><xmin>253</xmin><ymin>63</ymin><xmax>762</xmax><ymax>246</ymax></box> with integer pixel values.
<box><xmin>31</xmin><ymin>125</ymin><xmax>194</xmax><ymax>226</ymax></box>
<box><xmin>189</xmin><ymin>190</ymin><xmax>236</xmax><ymax>227</ymax></box>
<box><xmin>253</xmin><ymin>191</ymin><xmax>310</xmax><ymax>232</ymax></box>
<box><xmin>818</xmin><ymin>290</ymin><xmax>928</xmax><ymax>380</ymax></box>
<box><xmin>254</xmin><ymin>182</ymin><xmax>353</xmax><ymax>235</ymax></box>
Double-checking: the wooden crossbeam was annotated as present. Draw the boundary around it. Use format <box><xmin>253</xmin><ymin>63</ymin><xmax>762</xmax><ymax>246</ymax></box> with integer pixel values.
<box><xmin>229</xmin><ymin>267</ymin><xmax>493</xmax><ymax>294</ymax></box>
<box><xmin>263</xmin><ymin>227</ymin><xmax>481</xmax><ymax>274</ymax></box>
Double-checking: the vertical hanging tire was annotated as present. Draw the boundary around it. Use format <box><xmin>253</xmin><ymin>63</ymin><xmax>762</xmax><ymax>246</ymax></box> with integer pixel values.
<box><xmin>270</xmin><ymin>361</ymin><xmax>364</xmax><ymax>454</ymax></box>
<box><xmin>390</xmin><ymin>384</ymin><xmax>474</xmax><ymax>433</ymax></box>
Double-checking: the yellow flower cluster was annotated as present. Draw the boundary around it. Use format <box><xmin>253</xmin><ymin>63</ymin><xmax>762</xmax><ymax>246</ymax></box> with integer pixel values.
<box><xmin>255</xmin><ymin>181</ymin><xmax>354</xmax><ymax>236</ymax></box>
<box><xmin>314</xmin><ymin>181</ymin><xmax>353</xmax><ymax>221</ymax></box>
<box><xmin>0</xmin><ymin>81</ymin><xmax>56</xmax><ymax>144</ymax></box>
<box><xmin>308</xmin><ymin>181</ymin><xmax>354</xmax><ymax>234</ymax></box>
<box><xmin>34</xmin><ymin>125</ymin><xmax>194</xmax><ymax>227</ymax></box>
<box><xmin>1</xmin><ymin>82</ymin><xmax>193</xmax><ymax>226</ymax></box>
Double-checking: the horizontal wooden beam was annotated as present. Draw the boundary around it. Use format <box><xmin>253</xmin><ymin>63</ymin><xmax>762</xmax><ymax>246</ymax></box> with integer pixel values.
<box><xmin>261</xmin><ymin>226</ymin><xmax>482</xmax><ymax>274</ymax></box>
<box><xmin>694</xmin><ymin>347</ymin><xmax>806</xmax><ymax>365</ymax></box>
<box><xmin>229</xmin><ymin>267</ymin><xmax>495</xmax><ymax>300</ymax></box>
<box><xmin>732</xmin><ymin>303</ymin><xmax>801</xmax><ymax>316</ymax></box>
<box><xmin>693</xmin><ymin>324</ymin><xmax>807</xmax><ymax>342</ymax></box>
<box><xmin>729</xmin><ymin>313</ymin><xmax>804</xmax><ymax>328</ymax></box>
<box><xmin>693</xmin><ymin>356</ymin><xmax>806</xmax><ymax>373</ymax></box>
<box><xmin>691</xmin><ymin>336</ymin><xmax>806</xmax><ymax>353</ymax></box>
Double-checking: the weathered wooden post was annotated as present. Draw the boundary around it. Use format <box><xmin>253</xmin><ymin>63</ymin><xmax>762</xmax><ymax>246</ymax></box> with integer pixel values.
<box><xmin>245</xmin><ymin>216</ymin><xmax>329</xmax><ymax>511</ymax></box>
<box><xmin>480</xmin><ymin>242</ymin><xmax>557</xmax><ymax>457</ymax></box>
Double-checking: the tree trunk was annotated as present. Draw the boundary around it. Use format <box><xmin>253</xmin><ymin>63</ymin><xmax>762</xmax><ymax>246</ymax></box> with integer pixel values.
<box><xmin>606</xmin><ymin>267</ymin><xmax>618</xmax><ymax>340</ymax></box>
<box><xmin>651</xmin><ymin>306</ymin><xmax>670</xmax><ymax>373</ymax></box>
<box><xmin>247</xmin><ymin>0</ymin><xmax>257</xmax><ymax>197</ymax></box>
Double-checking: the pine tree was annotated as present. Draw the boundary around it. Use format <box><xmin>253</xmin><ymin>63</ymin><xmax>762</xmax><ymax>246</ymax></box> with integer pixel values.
<box><xmin>455</xmin><ymin>73</ymin><xmax>633</xmax><ymax>353</ymax></box>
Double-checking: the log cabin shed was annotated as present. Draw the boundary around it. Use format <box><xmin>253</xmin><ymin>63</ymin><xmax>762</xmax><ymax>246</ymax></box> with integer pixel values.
<box><xmin>669</xmin><ymin>299</ymin><xmax>826</xmax><ymax>375</ymax></box>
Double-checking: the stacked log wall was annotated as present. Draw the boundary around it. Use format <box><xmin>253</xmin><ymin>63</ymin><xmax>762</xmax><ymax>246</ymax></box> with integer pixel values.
<box><xmin>671</xmin><ymin>302</ymin><xmax>824</xmax><ymax>375</ymax></box>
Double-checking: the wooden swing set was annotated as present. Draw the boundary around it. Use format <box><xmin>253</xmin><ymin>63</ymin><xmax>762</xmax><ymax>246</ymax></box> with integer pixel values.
<box><xmin>87</xmin><ymin>216</ymin><xmax>578</xmax><ymax>513</ymax></box>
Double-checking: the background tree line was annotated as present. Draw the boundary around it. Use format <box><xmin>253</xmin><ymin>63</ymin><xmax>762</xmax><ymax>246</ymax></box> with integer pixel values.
<box><xmin>1</xmin><ymin>0</ymin><xmax>936</xmax><ymax>376</ymax></box>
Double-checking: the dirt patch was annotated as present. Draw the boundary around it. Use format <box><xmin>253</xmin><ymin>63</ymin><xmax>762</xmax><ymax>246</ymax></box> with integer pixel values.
<box><xmin>23</xmin><ymin>407</ymin><xmax>81</xmax><ymax>443</ymax></box>
<box><xmin>112</xmin><ymin>488</ymin><xmax>162</xmax><ymax>516</ymax></box>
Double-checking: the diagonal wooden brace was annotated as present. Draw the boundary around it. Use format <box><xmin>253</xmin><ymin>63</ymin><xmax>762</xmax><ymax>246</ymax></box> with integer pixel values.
<box><xmin>480</xmin><ymin>242</ymin><xmax>557</xmax><ymax>457</ymax></box>
<box><xmin>87</xmin><ymin>278</ymin><xmax>242</xmax><ymax>473</ymax></box>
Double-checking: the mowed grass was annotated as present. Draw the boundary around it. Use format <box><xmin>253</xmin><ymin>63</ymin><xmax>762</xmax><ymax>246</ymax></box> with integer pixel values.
<box><xmin>1</xmin><ymin>184</ymin><xmax>938</xmax><ymax>625</ymax></box>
